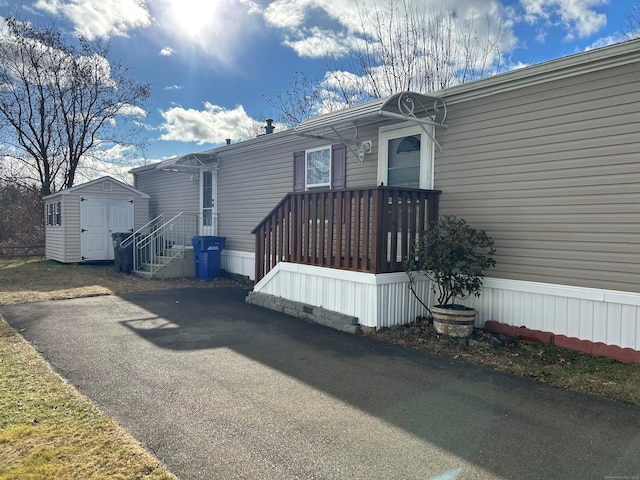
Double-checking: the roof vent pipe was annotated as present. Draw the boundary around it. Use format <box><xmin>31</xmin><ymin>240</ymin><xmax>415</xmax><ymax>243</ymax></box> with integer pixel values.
<box><xmin>265</xmin><ymin>118</ymin><xmax>275</xmax><ymax>134</ymax></box>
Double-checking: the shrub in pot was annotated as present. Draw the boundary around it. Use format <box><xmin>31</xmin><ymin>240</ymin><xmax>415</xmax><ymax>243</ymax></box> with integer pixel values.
<box><xmin>405</xmin><ymin>216</ymin><xmax>496</xmax><ymax>338</ymax></box>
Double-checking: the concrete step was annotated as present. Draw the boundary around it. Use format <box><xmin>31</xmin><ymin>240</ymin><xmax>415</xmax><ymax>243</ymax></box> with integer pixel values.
<box><xmin>133</xmin><ymin>269</ymin><xmax>153</xmax><ymax>279</ymax></box>
<box><xmin>245</xmin><ymin>291</ymin><xmax>360</xmax><ymax>334</ymax></box>
<box><xmin>133</xmin><ymin>250</ymin><xmax>195</xmax><ymax>279</ymax></box>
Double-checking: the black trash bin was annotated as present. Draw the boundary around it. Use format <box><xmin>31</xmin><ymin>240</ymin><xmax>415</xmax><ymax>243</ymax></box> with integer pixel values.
<box><xmin>112</xmin><ymin>232</ymin><xmax>134</xmax><ymax>274</ymax></box>
<box><xmin>192</xmin><ymin>236</ymin><xmax>226</xmax><ymax>280</ymax></box>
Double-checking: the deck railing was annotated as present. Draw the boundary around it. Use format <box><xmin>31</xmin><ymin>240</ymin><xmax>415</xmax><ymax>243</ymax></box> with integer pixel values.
<box><xmin>252</xmin><ymin>187</ymin><xmax>441</xmax><ymax>282</ymax></box>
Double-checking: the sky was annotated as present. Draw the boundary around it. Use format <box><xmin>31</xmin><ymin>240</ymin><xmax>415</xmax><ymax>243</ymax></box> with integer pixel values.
<box><xmin>0</xmin><ymin>0</ymin><xmax>637</xmax><ymax>175</ymax></box>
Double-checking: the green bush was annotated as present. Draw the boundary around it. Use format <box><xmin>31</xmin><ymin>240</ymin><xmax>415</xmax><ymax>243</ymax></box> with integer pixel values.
<box><xmin>406</xmin><ymin>215</ymin><xmax>496</xmax><ymax>307</ymax></box>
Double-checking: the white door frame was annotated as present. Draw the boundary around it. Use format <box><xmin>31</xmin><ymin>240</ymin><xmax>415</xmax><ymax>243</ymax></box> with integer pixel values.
<box><xmin>199</xmin><ymin>168</ymin><xmax>218</xmax><ymax>236</ymax></box>
<box><xmin>377</xmin><ymin>121</ymin><xmax>435</xmax><ymax>189</ymax></box>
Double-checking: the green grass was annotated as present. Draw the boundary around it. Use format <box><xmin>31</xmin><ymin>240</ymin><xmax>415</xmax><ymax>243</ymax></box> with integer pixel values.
<box><xmin>0</xmin><ymin>317</ymin><xmax>178</xmax><ymax>480</ymax></box>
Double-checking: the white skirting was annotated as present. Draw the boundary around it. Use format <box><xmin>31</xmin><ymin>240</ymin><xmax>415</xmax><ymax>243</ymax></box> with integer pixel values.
<box><xmin>253</xmin><ymin>262</ymin><xmax>640</xmax><ymax>350</ymax></box>
<box><xmin>254</xmin><ymin>262</ymin><xmax>432</xmax><ymax>328</ymax></box>
<box><xmin>464</xmin><ymin>278</ymin><xmax>640</xmax><ymax>351</ymax></box>
<box><xmin>221</xmin><ymin>250</ymin><xmax>255</xmax><ymax>280</ymax></box>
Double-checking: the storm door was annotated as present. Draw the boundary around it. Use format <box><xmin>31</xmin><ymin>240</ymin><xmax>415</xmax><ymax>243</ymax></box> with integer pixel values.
<box><xmin>378</xmin><ymin>123</ymin><xmax>434</xmax><ymax>189</ymax></box>
<box><xmin>200</xmin><ymin>170</ymin><xmax>217</xmax><ymax>236</ymax></box>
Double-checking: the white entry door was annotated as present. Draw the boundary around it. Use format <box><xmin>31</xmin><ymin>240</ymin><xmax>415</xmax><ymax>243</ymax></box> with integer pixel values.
<box><xmin>81</xmin><ymin>197</ymin><xmax>133</xmax><ymax>261</ymax></box>
<box><xmin>200</xmin><ymin>170</ymin><xmax>217</xmax><ymax>236</ymax></box>
<box><xmin>378</xmin><ymin>123</ymin><xmax>434</xmax><ymax>189</ymax></box>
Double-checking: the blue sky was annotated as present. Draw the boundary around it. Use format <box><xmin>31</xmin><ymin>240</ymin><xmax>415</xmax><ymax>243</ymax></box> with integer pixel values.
<box><xmin>1</xmin><ymin>0</ymin><xmax>636</xmax><ymax>173</ymax></box>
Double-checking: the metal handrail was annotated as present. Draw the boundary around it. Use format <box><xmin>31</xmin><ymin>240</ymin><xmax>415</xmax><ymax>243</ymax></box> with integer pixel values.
<box><xmin>121</xmin><ymin>213</ymin><xmax>164</xmax><ymax>249</ymax></box>
<box><xmin>132</xmin><ymin>212</ymin><xmax>201</xmax><ymax>276</ymax></box>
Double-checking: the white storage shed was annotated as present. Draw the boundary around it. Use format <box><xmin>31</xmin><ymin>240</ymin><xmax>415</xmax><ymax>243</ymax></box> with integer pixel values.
<box><xmin>43</xmin><ymin>176</ymin><xmax>150</xmax><ymax>263</ymax></box>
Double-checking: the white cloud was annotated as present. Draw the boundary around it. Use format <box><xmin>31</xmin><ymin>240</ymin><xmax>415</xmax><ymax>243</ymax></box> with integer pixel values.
<box><xmin>263</xmin><ymin>0</ymin><xmax>310</xmax><ymax>29</ymax></box>
<box><xmin>507</xmin><ymin>60</ymin><xmax>530</xmax><ymax>70</ymax></box>
<box><xmin>159</xmin><ymin>47</ymin><xmax>174</xmax><ymax>56</ymax></box>
<box><xmin>34</xmin><ymin>0</ymin><xmax>151</xmax><ymax>39</ymax></box>
<box><xmin>159</xmin><ymin>103</ymin><xmax>262</xmax><ymax>145</ymax></box>
<box><xmin>118</xmin><ymin>104</ymin><xmax>147</xmax><ymax>118</ymax></box>
<box><xmin>76</xmin><ymin>146</ymin><xmax>136</xmax><ymax>184</ymax></box>
<box><xmin>520</xmin><ymin>0</ymin><xmax>608</xmax><ymax>40</ymax></box>
<box><xmin>584</xmin><ymin>34</ymin><xmax>622</xmax><ymax>50</ymax></box>
<box><xmin>164</xmin><ymin>85</ymin><xmax>183</xmax><ymax>91</ymax></box>
<box><xmin>263</xmin><ymin>0</ymin><xmax>516</xmax><ymax>62</ymax></box>
<box><xmin>283</xmin><ymin>27</ymin><xmax>355</xmax><ymax>58</ymax></box>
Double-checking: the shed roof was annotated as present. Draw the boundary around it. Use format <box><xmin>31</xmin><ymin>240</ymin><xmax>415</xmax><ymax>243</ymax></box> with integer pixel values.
<box><xmin>43</xmin><ymin>175</ymin><xmax>150</xmax><ymax>199</ymax></box>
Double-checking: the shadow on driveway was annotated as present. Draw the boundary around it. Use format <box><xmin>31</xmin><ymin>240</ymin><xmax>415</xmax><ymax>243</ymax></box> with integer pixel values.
<box><xmin>3</xmin><ymin>286</ymin><xmax>640</xmax><ymax>480</ymax></box>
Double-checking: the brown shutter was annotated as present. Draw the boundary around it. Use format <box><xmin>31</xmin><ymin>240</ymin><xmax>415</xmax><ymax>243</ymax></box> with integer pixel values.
<box><xmin>331</xmin><ymin>143</ymin><xmax>346</xmax><ymax>189</ymax></box>
<box><xmin>293</xmin><ymin>150</ymin><xmax>305</xmax><ymax>191</ymax></box>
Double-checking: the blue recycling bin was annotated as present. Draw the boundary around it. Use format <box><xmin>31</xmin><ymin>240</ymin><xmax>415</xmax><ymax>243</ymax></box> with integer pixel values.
<box><xmin>192</xmin><ymin>236</ymin><xmax>226</xmax><ymax>280</ymax></box>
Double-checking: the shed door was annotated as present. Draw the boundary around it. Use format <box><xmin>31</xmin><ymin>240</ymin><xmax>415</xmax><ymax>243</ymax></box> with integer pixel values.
<box><xmin>81</xmin><ymin>197</ymin><xmax>133</xmax><ymax>261</ymax></box>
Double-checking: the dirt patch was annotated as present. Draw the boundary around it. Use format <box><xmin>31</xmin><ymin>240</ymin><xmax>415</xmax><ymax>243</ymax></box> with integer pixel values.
<box><xmin>366</xmin><ymin>315</ymin><xmax>640</xmax><ymax>406</ymax></box>
<box><xmin>0</xmin><ymin>258</ymin><xmax>247</xmax><ymax>306</ymax></box>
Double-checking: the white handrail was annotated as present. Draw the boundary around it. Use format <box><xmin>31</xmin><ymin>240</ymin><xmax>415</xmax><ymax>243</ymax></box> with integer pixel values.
<box><xmin>121</xmin><ymin>213</ymin><xmax>164</xmax><ymax>249</ymax></box>
<box><xmin>132</xmin><ymin>212</ymin><xmax>201</xmax><ymax>276</ymax></box>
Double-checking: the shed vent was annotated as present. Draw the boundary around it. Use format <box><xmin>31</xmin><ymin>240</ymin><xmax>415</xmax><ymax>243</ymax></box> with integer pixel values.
<box><xmin>103</xmin><ymin>182</ymin><xmax>112</xmax><ymax>192</ymax></box>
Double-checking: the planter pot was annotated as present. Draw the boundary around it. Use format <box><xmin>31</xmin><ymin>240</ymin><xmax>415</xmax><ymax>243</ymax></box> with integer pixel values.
<box><xmin>431</xmin><ymin>305</ymin><xmax>477</xmax><ymax>338</ymax></box>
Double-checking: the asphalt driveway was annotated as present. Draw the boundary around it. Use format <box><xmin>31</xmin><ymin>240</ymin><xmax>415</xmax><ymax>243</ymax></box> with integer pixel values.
<box><xmin>2</xmin><ymin>286</ymin><xmax>639</xmax><ymax>480</ymax></box>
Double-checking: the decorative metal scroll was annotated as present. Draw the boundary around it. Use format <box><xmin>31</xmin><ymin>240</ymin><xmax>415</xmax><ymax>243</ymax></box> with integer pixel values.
<box><xmin>396</xmin><ymin>92</ymin><xmax>447</xmax><ymax>126</ymax></box>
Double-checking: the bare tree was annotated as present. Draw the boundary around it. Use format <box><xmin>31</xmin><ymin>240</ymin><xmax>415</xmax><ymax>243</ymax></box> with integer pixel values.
<box><xmin>0</xmin><ymin>179</ymin><xmax>44</xmax><ymax>254</ymax></box>
<box><xmin>264</xmin><ymin>71</ymin><xmax>337</xmax><ymax>128</ymax></box>
<box><xmin>0</xmin><ymin>18</ymin><xmax>150</xmax><ymax>195</ymax></box>
<box><xmin>623</xmin><ymin>3</ymin><xmax>640</xmax><ymax>39</ymax></box>
<box><xmin>267</xmin><ymin>0</ymin><xmax>504</xmax><ymax>126</ymax></box>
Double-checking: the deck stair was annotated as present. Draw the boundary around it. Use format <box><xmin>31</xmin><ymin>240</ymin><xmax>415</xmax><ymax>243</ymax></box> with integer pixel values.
<box><xmin>122</xmin><ymin>212</ymin><xmax>198</xmax><ymax>279</ymax></box>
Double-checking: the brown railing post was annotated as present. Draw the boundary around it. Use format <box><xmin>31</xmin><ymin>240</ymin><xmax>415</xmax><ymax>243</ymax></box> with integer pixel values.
<box><xmin>334</xmin><ymin>191</ymin><xmax>344</xmax><ymax>268</ymax></box>
<box><xmin>254</xmin><ymin>224</ymin><xmax>264</xmax><ymax>282</ymax></box>
<box><xmin>370</xmin><ymin>188</ymin><xmax>382</xmax><ymax>273</ymax></box>
<box><xmin>353</xmin><ymin>191</ymin><xmax>361</xmax><ymax>270</ymax></box>
<box><xmin>427</xmin><ymin>191</ymin><xmax>440</xmax><ymax>228</ymax></box>
<box><xmin>360</xmin><ymin>190</ymin><xmax>371</xmax><ymax>271</ymax></box>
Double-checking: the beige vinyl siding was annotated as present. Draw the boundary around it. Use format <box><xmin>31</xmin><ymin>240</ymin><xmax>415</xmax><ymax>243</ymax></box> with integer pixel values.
<box><xmin>218</xmin><ymin>137</ymin><xmax>302</xmax><ymax>253</ymax></box>
<box><xmin>133</xmin><ymin>197</ymin><xmax>149</xmax><ymax>229</ymax></box>
<box><xmin>345</xmin><ymin>122</ymin><xmax>384</xmax><ymax>187</ymax></box>
<box><xmin>64</xmin><ymin>195</ymin><xmax>81</xmax><ymax>262</ymax></box>
<box><xmin>135</xmin><ymin>169</ymin><xmax>199</xmax><ymax>218</ymax></box>
<box><xmin>217</xmin><ymin>127</ymin><xmax>384</xmax><ymax>253</ymax></box>
<box><xmin>435</xmin><ymin>62</ymin><xmax>640</xmax><ymax>293</ymax></box>
<box><xmin>44</xmin><ymin>201</ymin><xmax>65</xmax><ymax>262</ymax></box>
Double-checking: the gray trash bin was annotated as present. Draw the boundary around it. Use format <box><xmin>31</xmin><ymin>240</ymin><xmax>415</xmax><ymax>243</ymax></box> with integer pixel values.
<box><xmin>112</xmin><ymin>232</ymin><xmax>133</xmax><ymax>274</ymax></box>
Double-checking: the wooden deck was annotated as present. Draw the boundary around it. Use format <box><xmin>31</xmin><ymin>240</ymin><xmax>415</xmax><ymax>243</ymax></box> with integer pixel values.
<box><xmin>252</xmin><ymin>187</ymin><xmax>441</xmax><ymax>282</ymax></box>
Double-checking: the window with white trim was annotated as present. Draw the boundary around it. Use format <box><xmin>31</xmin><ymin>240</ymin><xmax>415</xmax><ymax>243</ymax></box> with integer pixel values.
<box><xmin>293</xmin><ymin>143</ymin><xmax>346</xmax><ymax>191</ymax></box>
<box><xmin>305</xmin><ymin>146</ymin><xmax>331</xmax><ymax>189</ymax></box>
<box><xmin>46</xmin><ymin>201</ymin><xmax>62</xmax><ymax>226</ymax></box>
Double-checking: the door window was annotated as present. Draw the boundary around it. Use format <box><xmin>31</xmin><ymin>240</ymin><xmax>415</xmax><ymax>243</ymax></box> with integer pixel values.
<box><xmin>378</xmin><ymin>123</ymin><xmax>434</xmax><ymax>189</ymax></box>
<box><xmin>202</xmin><ymin>170</ymin><xmax>213</xmax><ymax>227</ymax></box>
<box><xmin>387</xmin><ymin>135</ymin><xmax>421</xmax><ymax>188</ymax></box>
